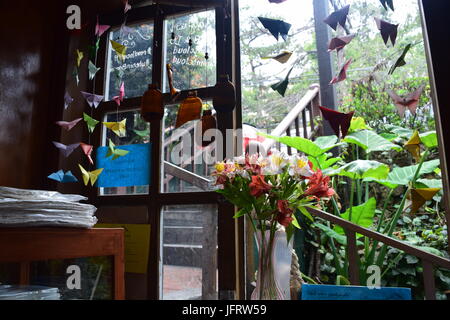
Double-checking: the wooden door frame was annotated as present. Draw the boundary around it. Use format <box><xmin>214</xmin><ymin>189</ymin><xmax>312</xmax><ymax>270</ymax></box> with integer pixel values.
<box><xmin>419</xmin><ymin>0</ymin><xmax>450</xmax><ymax>251</ymax></box>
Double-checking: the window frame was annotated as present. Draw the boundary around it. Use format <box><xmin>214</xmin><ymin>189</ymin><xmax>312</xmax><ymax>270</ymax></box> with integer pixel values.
<box><xmin>82</xmin><ymin>1</ymin><xmax>243</xmax><ymax>300</ymax></box>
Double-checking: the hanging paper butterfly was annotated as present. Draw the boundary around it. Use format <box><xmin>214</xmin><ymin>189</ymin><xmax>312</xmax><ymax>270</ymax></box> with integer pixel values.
<box><xmin>330</xmin><ymin>59</ymin><xmax>352</xmax><ymax>85</ymax></box>
<box><xmin>374</xmin><ymin>18</ymin><xmax>398</xmax><ymax>47</ymax></box>
<box><xmin>110</xmin><ymin>40</ymin><xmax>127</xmax><ymax>62</ymax></box>
<box><xmin>387</xmin><ymin>84</ymin><xmax>424</xmax><ymax>117</ymax></box>
<box><xmin>80</xmin><ymin>143</ymin><xmax>94</xmax><ymax>165</ymax></box>
<box><xmin>379</xmin><ymin>0</ymin><xmax>394</xmax><ymax>11</ymax></box>
<box><xmin>64</xmin><ymin>92</ymin><xmax>74</xmax><ymax>110</ymax></box>
<box><xmin>106</xmin><ymin>139</ymin><xmax>130</xmax><ymax>160</ymax></box>
<box><xmin>328</xmin><ymin>35</ymin><xmax>355</xmax><ymax>52</ymax></box>
<box><xmin>81</xmin><ymin>91</ymin><xmax>104</xmax><ymax>108</ymax></box>
<box><xmin>113</xmin><ymin>82</ymin><xmax>125</xmax><ymax>106</ymax></box>
<box><xmin>52</xmin><ymin>141</ymin><xmax>80</xmax><ymax>158</ymax></box>
<box><xmin>78</xmin><ymin>164</ymin><xmax>103</xmax><ymax>186</ymax></box>
<box><xmin>95</xmin><ymin>16</ymin><xmax>110</xmax><ymax>37</ymax></box>
<box><xmin>257</xmin><ymin>17</ymin><xmax>291</xmax><ymax>41</ymax></box>
<box><xmin>88</xmin><ymin>61</ymin><xmax>101</xmax><ymax>80</ymax></box>
<box><xmin>103</xmin><ymin>119</ymin><xmax>127</xmax><ymax>137</ymax></box>
<box><xmin>261</xmin><ymin>51</ymin><xmax>293</xmax><ymax>64</ymax></box>
<box><xmin>83</xmin><ymin>112</ymin><xmax>100</xmax><ymax>133</ymax></box>
<box><xmin>319</xmin><ymin>106</ymin><xmax>355</xmax><ymax>138</ymax></box>
<box><xmin>324</xmin><ymin>5</ymin><xmax>350</xmax><ymax>31</ymax></box>
<box><xmin>388</xmin><ymin>44</ymin><xmax>412</xmax><ymax>75</ymax></box>
<box><xmin>410</xmin><ymin>188</ymin><xmax>441</xmax><ymax>213</ymax></box>
<box><xmin>55</xmin><ymin>118</ymin><xmax>82</xmax><ymax>131</ymax></box>
<box><xmin>48</xmin><ymin>170</ymin><xmax>78</xmax><ymax>183</ymax></box>
<box><xmin>270</xmin><ymin>67</ymin><xmax>294</xmax><ymax>97</ymax></box>
<box><xmin>404</xmin><ymin>131</ymin><xmax>421</xmax><ymax>161</ymax></box>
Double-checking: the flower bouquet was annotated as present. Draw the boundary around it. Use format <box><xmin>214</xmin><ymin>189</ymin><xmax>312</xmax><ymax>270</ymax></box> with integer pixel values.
<box><xmin>212</xmin><ymin>150</ymin><xmax>335</xmax><ymax>300</ymax></box>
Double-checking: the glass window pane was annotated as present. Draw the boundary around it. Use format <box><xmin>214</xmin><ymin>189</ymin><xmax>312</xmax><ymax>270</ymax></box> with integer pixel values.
<box><xmin>163</xmin><ymin>10</ymin><xmax>216</xmax><ymax>93</ymax></box>
<box><xmin>29</xmin><ymin>257</ymin><xmax>113</xmax><ymax>300</ymax></box>
<box><xmin>161</xmin><ymin>204</ymin><xmax>218</xmax><ymax>300</ymax></box>
<box><xmin>99</xmin><ymin>109</ymin><xmax>150</xmax><ymax>196</ymax></box>
<box><xmin>105</xmin><ymin>22</ymin><xmax>154</xmax><ymax>101</ymax></box>
<box><xmin>162</xmin><ymin>103</ymin><xmax>215</xmax><ymax>193</ymax></box>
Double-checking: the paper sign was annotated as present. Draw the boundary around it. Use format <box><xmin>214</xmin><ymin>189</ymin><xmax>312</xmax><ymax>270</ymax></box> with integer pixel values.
<box><xmin>301</xmin><ymin>284</ymin><xmax>411</xmax><ymax>300</ymax></box>
<box><xmin>96</xmin><ymin>223</ymin><xmax>151</xmax><ymax>274</ymax></box>
<box><xmin>96</xmin><ymin>143</ymin><xmax>151</xmax><ymax>188</ymax></box>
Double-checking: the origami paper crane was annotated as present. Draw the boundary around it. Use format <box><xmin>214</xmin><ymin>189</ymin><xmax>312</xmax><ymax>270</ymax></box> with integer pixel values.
<box><xmin>328</xmin><ymin>35</ymin><xmax>355</xmax><ymax>52</ymax></box>
<box><xmin>78</xmin><ymin>164</ymin><xmax>103</xmax><ymax>186</ymax></box>
<box><xmin>124</xmin><ymin>0</ymin><xmax>132</xmax><ymax>13</ymax></box>
<box><xmin>55</xmin><ymin>118</ymin><xmax>82</xmax><ymax>131</ymax></box>
<box><xmin>95</xmin><ymin>16</ymin><xmax>110</xmax><ymax>37</ymax></box>
<box><xmin>379</xmin><ymin>0</ymin><xmax>394</xmax><ymax>11</ymax></box>
<box><xmin>106</xmin><ymin>139</ymin><xmax>130</xmax><ymax>160</ymax></box>
<box><xmin>103</xmin><ymin>119</ymin><xmax>127</xmax><ymax>137</ymax></box>
<box><xmin>110</xmin><ymin>40</ymin><xmax>127</xmax><ymax>62</ymax></box>
<box><xmin>113</xmin><ymin>82</ymin><xmax>125</xmax><ymax>106</ymax></box>
<box><xmin>404</xmin><ymin>131</ymin><xmax>421</xmax><ymax>162</ymax></box>
<box><xmin>80</xmin><ymin>143</ymin><xmax>94</xmax><ymax>165</ymax></box>
<box><xmin>52</xmin><ymin>141</ymin><xmax>80</xmax><ymax>158</ymax></box>
<box><xmin>88</xmin><ymin>61</ymin><xmax>101</xmax><ymax>81</ymax></box>
<box><xmin>324</xmin><ymin>5</ymin><xmax>350</xmax><ymax>31</ymax></box>
<box><xmin>262</xmin><ymin>51</ymin><xmax>293</xmax><ymax>64</ymax></box>
<box><xmin>64</xmin><ymin>91</ymin><xmax>74</xmax><ymax>110</ymax></box>
<box><xmin>257</xmin><ymin>17</ymin><xmax>292</xmax><ymax>41</ymax></box>
<box><xmin>270</xmin><ymin>67</ymin><xmax>293</xmax><ymax>97</ymax></box>
<box><xmin>410</xmin><ymin>188</ymin><xmax>441</xmax><ymax>213</ymax></box>
<box><xmin>387</xmin><ymin>84</ymin><xmax>424</xmax><ymax>117</ymax></box>
<box><xmin>48</xmin><ymin>170</ymin><xmax>78</xmax><ymax>183</ymax></box>
<box><xmin>388</xmin><ymin>44</ymin><xmax>412</xmax><ymax>75</ymax></box>
<box><xmin>76</xmin><ymin>49</ymin><xmax>84</xmax><ymax>67</ymax></box>
<box><xmin>83</xmin><ymin>112</ymin><xmax>99</xmax><ymax>133</ymax></box>
<box><xmin>330</xmin><ymin>59</ymin><xmax>352</xmax><ymax>85</ymax></box>
<box><xmin>81</xmin><ymin>91</ymin><xmax>104</xmax><ymax>108</ymax></box>
<box><xmin>375</xmin><ymin>18</ymin><xmax>398</xmax><ymax>47</ymax></box>
<box><xmin>319</xmin><ymin>106</ymin><xmax>355</xmax><ymax>138</ymax></box>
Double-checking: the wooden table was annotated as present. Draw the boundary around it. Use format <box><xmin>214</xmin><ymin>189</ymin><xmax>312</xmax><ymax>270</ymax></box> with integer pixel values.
<box><xmin>0</xmin><ymin>228</ymin><xmax>125</xmax><ymax>300</ymax></box>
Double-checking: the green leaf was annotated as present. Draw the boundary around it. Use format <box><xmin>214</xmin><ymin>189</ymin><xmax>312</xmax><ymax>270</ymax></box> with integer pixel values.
<box><xmin>415</xmin><ymin>245</ymin><xmax>444</xmax><ymax>257</ymax></box>
<box><xmin>291</xmin><ymin>212</ymin><xmax>301</xmax><ymax>229</ymax></box>
<box><xmin>379</xmin><ymin>133</ymin><xmax>398</xmax><ymax>141</ymax></box>
<box><xmin>349</xmin><ymin>117</ymin><xmax>370</xmax><ymax>133</ymax></box>
<box><xmin>314</xmin><ymin>223</ymin><xmax>348</xmax><ymax>245</ymax></box>
<box><xmin>344</xmin><ymin>130</ymin><xmax>401</xmax><ymax>153</ymax></box>
<box><xmin>314</xmin><ymin>135</ymin><xmax>339</xmax><ymax>150</ymax></box>
<box><xmin>259</xmin><ymin>133</ymin><xmax>343</xmax><ymax>157</ymax></box>
<box><xmin>327</xmin><ymin>160</ymin><xmax>390</xmax><ymax>180</ymax></box>
<box><xmin>365</xmin><ymin>159</ymin><xmax>441</xmax><ymax>189</ymax></box>
<box><xmin>385</xmin><ymin>124</ymin><xmax>413</xmax><ymax>138</ymax></box>
<box><xmin>334</xmin><ymin>198</ymin><xmax>377</xmax><ymax>236</ymax></box>
<box><xmin>233</xmin><ymin>208</ymin><xmax>247</xmax><ymax>219</ymax></box>
<box><xmin>308</xmin><ymin>153</ymin><xmax>341</xmax><ymax>170</ymax></box>
<box><xmin>420</xmin><ymin>131</ymin><xmax>438</xmax><ymax>149</ymax></box>
<box><xmin>298</xmin><ymin>206</ymin><xmax>314</xmax><ymax>222</ymax></box>
<box><xmin>405</xmin><ymin>255</ymin><xmax>419</xmax><ymax>264</ymax></box>
<box><xmin>336</xmin><ymin>275</ymin><xmax>350</xmax><ymax>286</ymax></box>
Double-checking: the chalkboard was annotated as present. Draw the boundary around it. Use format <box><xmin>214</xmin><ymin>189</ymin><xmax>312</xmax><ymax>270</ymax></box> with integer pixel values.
<box><xmin>96</xmin><ymin>143</ymin><xmax>151</xmax><ymax>188</ymax></box>
<box><xmin>301</xmin><ymin>284</ymin><xmax>412</xmax><ymax>300</ymax></box>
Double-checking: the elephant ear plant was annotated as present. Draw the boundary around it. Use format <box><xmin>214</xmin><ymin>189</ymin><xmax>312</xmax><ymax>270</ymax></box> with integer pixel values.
<box><xmin>262</xmin><ymin>117</ymin><xmax>442</xmax><ymax>286</ymax></box>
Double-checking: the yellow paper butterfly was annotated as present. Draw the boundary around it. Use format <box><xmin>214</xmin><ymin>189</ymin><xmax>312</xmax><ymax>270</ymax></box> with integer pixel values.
<box><xmin>404</xmin><ymin>131</ymin><xmax>421</xmax><ymax>162</ymax></box>
<box><xmin>103</xmin><ymin>119</ymin><xmax>127</xmax><ymax>137</ymax></box>
<box><xmin>78</xmin><ymin>164</ymin><xmax>104</xmax><ymax>186</ymax></box>
<box><xmin>110</xmin><ymin>40</ymin><xmax>127</xmax><ymax>62</ymax></box>
<box><xmin>410</xmin><ymin>188</ymin><xmax>441</xmax><ymax>213</ymax></box>
<box><xmin>76</xmin><ymin>49</ymin><xmax>84</xmax><ymax>67</ymax></box>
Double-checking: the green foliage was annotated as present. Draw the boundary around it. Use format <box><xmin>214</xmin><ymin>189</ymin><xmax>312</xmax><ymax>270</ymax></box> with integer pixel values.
<box><xmin>344</xmin><ymin>130</ymin><xmax>401</xmax><ymax>153</ymax></box>
<box><xmin>334</xmin><ymin>198</ymin><xmax>377</xmax><ymax>236</ymax></box>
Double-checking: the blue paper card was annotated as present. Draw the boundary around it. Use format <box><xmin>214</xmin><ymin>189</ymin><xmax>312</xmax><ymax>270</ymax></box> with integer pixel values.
<box><xmin>96</xmin><ymin>143</ymin><xmax>151</xmax><ymax>188</ymax></box>
<box><xmin>301</xmin><ymin>284</ymin><xmax>412</xmax><ymax>300</ymax></box>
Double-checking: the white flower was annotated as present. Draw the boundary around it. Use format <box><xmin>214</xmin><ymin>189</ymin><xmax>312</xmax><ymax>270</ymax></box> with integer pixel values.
<box><xmin>266</xmin><ymin>149</ymin><xmax>289</xmax><ymax>174</ymax></box>
<box><xmin>289</xmin><ymin>154</ymin><xmax>313</xmax><ymax>178</ymax></box>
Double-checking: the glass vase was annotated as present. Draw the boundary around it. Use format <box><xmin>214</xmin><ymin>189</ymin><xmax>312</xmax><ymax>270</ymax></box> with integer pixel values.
<box><xmin>251</xmin><ymin>229</ymin><xmax>292</xmax><ymax>300</ymax></box>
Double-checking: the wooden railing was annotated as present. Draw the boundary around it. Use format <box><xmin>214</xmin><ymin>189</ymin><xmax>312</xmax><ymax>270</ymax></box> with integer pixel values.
<box><xmin>306</xmin><ymin>206</ymin><xmax>450</xmax><ymax>300</ymax></box>
<box><xmin>262</xmin><ymin>84</ymin><xmax>321</xmax><ymax>155</ymax></box>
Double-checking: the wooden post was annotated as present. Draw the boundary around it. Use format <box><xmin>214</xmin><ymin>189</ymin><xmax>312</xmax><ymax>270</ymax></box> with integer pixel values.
<box><xmin>202</xmin><ymin>204</ymin><xmax>218</xmax><ymax>299</ymax></box>
<box><xmin>313</xmin><ymin>0</ymin><xmax>337</xmax><ymax>136</ymax></box>
<box><xmin>422</xmin><ymin>260</ymin><xmax>436</xmax><ymax>300</ymax></box>
<box><xmin>345</xmin><ymin>230</ymin><xmax>360</xmax><ymax>285</ymax></box>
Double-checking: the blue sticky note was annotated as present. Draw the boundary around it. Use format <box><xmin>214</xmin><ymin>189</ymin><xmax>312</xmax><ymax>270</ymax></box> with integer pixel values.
<box><xmin>96</xmin><ymin>143</ymin><xmax>151</xmax><ymax>188</ymax></box>
<box><xmin>301</xmin><ymin>284</ymin><xmax>411</xmax><ymax>300</ymax></box>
